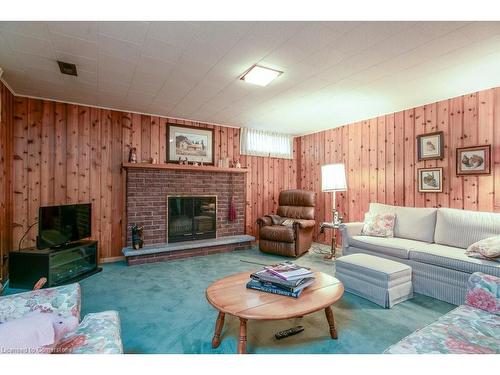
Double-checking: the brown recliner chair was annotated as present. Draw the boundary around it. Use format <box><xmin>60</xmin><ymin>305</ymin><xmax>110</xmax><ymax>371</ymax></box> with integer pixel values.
<box><xmin>256</xmin><ymin>189</ymin><xmax>316</xmax><ymax>257</ymax></box>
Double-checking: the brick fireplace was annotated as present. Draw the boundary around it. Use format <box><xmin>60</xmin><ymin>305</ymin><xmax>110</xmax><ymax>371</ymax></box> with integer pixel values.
<box><xmin>125</xmin><ymin>167</ymin><xmax>246</xmax><ymax>247</ymax></box>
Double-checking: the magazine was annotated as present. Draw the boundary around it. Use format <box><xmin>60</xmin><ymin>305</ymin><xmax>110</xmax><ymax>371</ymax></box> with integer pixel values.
<box><xmin>246</xmin><ymin>280</ymin><xmax>302</xmax><ymax>298</ymax></box>
<box><xmin>263</xmin><ymin>262</ymin><xmax>313</xmax><ymax>281</ymax></box>
<box><xmin>250</xmin><ymin>269</ymin><xmax>314</xmax><ymax>288</ymax></box>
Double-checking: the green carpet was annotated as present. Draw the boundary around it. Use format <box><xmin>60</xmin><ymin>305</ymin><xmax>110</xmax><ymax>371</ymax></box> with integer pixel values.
<box><xmin>75</xmin><ymin>246</ymin><xmax>455</xmax><ymax>354</ymax></box>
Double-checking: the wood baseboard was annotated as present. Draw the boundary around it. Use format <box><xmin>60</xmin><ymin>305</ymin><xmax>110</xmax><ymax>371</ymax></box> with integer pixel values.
<box><xmin>99</xmin><ymin>256</ymin><xmax>125</xmax><ymax>264</ymax></box>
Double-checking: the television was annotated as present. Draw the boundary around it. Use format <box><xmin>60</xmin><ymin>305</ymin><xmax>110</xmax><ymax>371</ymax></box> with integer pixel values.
<box><xmin>37</xmin><ymin>203</ymin><xmax>92</xmax><ymax>249</ymax></box>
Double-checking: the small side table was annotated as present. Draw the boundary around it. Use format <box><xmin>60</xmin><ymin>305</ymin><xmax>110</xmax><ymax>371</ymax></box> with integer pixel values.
<box><xmin>319</xmin><ymin>222</ymin><xmax>341</xmax><ymax>260</ymax></box>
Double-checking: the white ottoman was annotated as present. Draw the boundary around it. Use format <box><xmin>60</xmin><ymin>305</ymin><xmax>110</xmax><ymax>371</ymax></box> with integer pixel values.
<box><xmin>336</xmin><ymin>253</ymin><xmax>413</xmax><ymax>308</ymax></box>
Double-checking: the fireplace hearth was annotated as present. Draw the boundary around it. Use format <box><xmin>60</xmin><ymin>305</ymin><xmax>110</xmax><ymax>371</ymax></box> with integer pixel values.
<box><xmin>168</xmin><ymin>196</ymin><xmax>216</xmax><ymax>243</ymax></box>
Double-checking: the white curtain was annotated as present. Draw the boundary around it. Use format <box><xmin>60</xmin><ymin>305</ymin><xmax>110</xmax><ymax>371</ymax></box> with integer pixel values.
<box><xmin>240</xmin><ymin>128</ymin><xmax>293</xmax><ymax>159</ymax></box>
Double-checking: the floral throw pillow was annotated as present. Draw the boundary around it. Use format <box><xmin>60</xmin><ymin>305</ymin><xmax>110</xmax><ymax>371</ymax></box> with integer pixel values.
<box><xmin>465</xmin><ymin>272</ymin><xmax>500</xmax><ymax>315</ymax></box>
<box><xmin>361</xmin><ymin>212</ymin><xmax>396</xmax><ymax>238</ymax></box>
<box><xmin>465</xmin><ymin>236</ymin><xmax>500</xmax><ymax>263</ymax></box>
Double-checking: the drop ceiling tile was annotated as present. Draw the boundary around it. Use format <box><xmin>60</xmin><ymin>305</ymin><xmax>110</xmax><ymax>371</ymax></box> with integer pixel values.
<box><xmin>66</xmin><ymin>68</ymin><xmax>98</xmax><ymax>85</ymax></box>
<box><xmin>98</xmin><ymin>53</ymin><xmax>136</xmax><ymax>76</ymax></box>
<box><xmin>241</xmin><ymin>22</ymin><xmax>305</xmax><ymax>51</ymax></box>
<box><xmin>147</xmin><ymin>103</ymin><xmax>174</xmax><ymax>116</ymax></box>
<box><xmin>135</xmin><ymin>55</ymin><xmax>174</xmax><ymax>76</ymax></box>
<box><xmin>49</xmin><ymin>31</ymin><xmax>97</xmax><ymax>58</ymax></box>
<box><xmin>47</xmin><ymin>22</ymin><xmax>98</xmax><ymax>42</ymax></box>
<box><xmin>124</xmin><ymin>92</ymin><xmax>156</xmax><ymax>108</ymax></box>
<box><xmin>97</xmin><ymin>84</ymin><xmax>128</xmax><ymax>99</ymax></box>
<box><xmin>179</xmin><ymin>37</ymin><xmax>233</xmax><ymax>68</ymax></box>
<box><xmin>99</xmin><ymin>21</ymin><xmax>150</xmax><ymax>44</ymax></box>
<box><xmin>142</xmin><ymin>37</ymin><xmax>183</xmax><ymax>64</ymax></box>
<box><xmin>460</xmin><ymin>21</ymin><xmax>500</xmax><ymax>42</ymax></box>
<box><xmin>322</xmin><ymin>21</ymin><xmax>364</xmax><ymax>34</ymax></box>
<box><xmin>98</xmin><ymin>34</ymin><xmax>142</xmax><ymax>63</ymax></box>
<box><xmin>97</xmin><ymin>97</ymin><xmax>127</xmax><ymax>108</ymax></box>
<box><xmin>12</xmin><ymin>51</ymin><xmax>59</xmax><ymax>73</ymax></box>
<box><xmin>1</xmin><ymin>68</ymin><xmax>33</xmax><ymax>91</ymax></box>
<box><xmin>129</xmin><ymin>77</ymin><xmax>164</xmax><ymax>96</ymax></box>
<box><xmin>0</xmin><ymin>21</ymin><xmax>50</xmax><ymax>40</ymax></box>
<box><xmin>193</xmin><ymin>22</ymin><xmax>254</xmax><ymax>46</ymax></box>
<box><xmin>156</xmin><ymin>80</ymin><xmax>193</xmax><ymax>102</ymax></box>
<box><xmin>29</xmin><ymin>76</ymin><xmax>67</xmax><ymax>93</ymax></box>
<box><xmin>300</xmin><ymin>47</ymin><xmax>347</xmax><ymax>70</ymax></box>
<box><xmin>2</xmin><ymin>31</ymin><xmax>55</xmax><ymax>58</ymax></box>
<box><xmin>330</xmin><ymin>22</ymin><xmax>409</xmax><ymax>55</ymax></box>
<box><xmin>25</xmin><ymin>67</ymin><xmax>66</xmax><ymax>84</ymax></box>
<box><xmin>147</xmin><ymin>21</ymin><xmax>197</xmax><ymax>48</ymax></box>
<box><xmin>0</xmin><ymin>40</ymin><xmax>23</xmax><ymax>70</ymax></box>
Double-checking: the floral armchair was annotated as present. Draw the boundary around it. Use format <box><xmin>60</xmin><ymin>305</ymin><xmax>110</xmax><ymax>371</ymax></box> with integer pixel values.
<box><xmin>0</xmin><ymin>283</ymin><xmax>123</xmax><ymax>354</ymax></box>
<box><xmin>385</xmin><ymin>272</ymin><xmax>499</xmax><ymax>354</ymax></box>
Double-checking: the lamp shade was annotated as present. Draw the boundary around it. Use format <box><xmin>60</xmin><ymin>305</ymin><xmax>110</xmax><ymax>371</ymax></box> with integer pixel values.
<box><xmin>321</xmin><ymin>163</ymin><xmax>347</xmax><ymax>192</ymax></box>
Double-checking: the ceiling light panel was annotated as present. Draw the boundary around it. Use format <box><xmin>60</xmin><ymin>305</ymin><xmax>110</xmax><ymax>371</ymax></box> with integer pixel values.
<box><xmin>240</xmin><ymin>65</ymin><xmax>282</xmax><ymax>86</ymax></box>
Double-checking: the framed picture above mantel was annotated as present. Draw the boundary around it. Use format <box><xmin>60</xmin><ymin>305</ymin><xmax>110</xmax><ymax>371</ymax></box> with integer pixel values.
<box><xmin>167</xmin><ymin>124</ymin><xmax>215</xmax><ymax>165</ymax></box>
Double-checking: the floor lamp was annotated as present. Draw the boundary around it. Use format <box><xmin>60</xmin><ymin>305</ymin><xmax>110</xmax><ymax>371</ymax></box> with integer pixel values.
<box><xmin>321</xmin><ymin>163</ymin><xmax>347</xmax><ymax>259</ymax></box>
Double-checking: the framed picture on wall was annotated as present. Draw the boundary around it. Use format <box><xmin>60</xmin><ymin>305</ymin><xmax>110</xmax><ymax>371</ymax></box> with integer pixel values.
<box><xmin>167</xmin><ymin>124</ymin><xmax>215</xmax><ymax>165</ymax></box>
<box><xmin>456</xmin><ymin>145</ymin><xmax>491</xmax><ymax>175</ymax></box>
<box><xmin>418</xmin><ymin>167</ymin><xmax>443</xmax><ymax>193</ymax></box>
<box><xmin>417</xmin><ymin>131</ymin><xmax>444</xmax><ymax>161</ymax></box>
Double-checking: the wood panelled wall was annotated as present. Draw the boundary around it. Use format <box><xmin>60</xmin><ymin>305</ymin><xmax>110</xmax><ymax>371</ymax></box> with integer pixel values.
<box><xmin>0</xmin><ymin>83</ymin><xmax>13</xmax><ymax>281</ymax></box>
<box><xmin>298</xmin><ymin>87</ymin><xmax>500</xmax><ymax>245</ymax></box>
<box><xmin>2</xmin><ymin>87</ymin><xmax>297</xmax><ymax>260</ymax></box>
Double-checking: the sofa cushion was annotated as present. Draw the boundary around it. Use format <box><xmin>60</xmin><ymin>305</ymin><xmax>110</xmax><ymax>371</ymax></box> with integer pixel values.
<box><xmin>408</xmin><ymin>243</ymin><xmax>500</xmax><ymax>277</ymax></box>
<box><xmin>384</xmin><ymin>305</ymin><xmax>500</xmax><ymax>354</ymax></box>
<box><xmin>349</xmin><ymin>235</ymin><xmax>428</xmax><ymax>259</ymax></box>
<box><xmin>434</xmin><ymin>208</ymin><xmax>500</xmax><ymax>249</ymax></box>
<box><xmin>369</xmin><ymin>203</ymin><xmax>437</xmax><ymax>243</ymax></box>
<box><xmin>259</xmin><ymin>225</ymin><xmax>295</xmax><ymax>243</ymax></box>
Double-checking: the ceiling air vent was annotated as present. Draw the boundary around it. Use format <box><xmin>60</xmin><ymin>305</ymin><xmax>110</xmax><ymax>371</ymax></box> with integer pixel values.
<box><xmin>57</xmin><ymin>61</ymin><xmax>78</xmax><ymax>76</ymax></box>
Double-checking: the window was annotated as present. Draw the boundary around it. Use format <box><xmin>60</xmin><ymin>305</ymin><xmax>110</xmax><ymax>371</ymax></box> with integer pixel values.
<box><xmin>240</xmin><ymin>128</ymin><xmax>293</xmax><ymax>159</ymax></box>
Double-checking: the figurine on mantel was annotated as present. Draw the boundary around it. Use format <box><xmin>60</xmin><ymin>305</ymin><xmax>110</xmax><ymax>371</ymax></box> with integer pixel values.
<box><xmin>234</xmin><ymin>159</ymin><xmax>241</xmax><ymax>168</ymax></box>
<box><xmin>178</xmin><ymin>157</ymin><xmax>189</xmax><ymax>165</ymax></box>
<box><xmin>128</xmin><ymin>147</ymin><xmax>138</xmax><ymax>163</ymax></box>
<box><xmin>130</xmin><ymin>224</ymin><xmax>144</xmax><ymax>250</ymax></box>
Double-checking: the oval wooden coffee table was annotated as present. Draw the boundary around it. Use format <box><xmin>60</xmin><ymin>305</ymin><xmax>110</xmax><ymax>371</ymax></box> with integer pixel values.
<box><xmin>206</xmin><ymin>270</ymin><xmax>344</xmax><ymax>354</ymax></box>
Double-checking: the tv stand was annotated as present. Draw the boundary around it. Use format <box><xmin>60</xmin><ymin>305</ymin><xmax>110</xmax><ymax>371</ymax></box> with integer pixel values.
<box><xmin>9</xmin><ymin>240</ymin><xmax>101</xmax><ymax>289</ymax></box>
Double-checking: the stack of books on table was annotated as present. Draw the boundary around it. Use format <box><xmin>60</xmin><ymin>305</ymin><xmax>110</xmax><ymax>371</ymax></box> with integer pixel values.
<box><xmin>246</xmin><ymin>262</ymin><xmax>315</xmax><ymax>298</ymax></box>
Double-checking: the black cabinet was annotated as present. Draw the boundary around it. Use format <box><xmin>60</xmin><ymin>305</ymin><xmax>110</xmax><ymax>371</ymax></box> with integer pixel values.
<box><xmin>9</xmin><ymin>240</ymin><xmax>101</xmax><ymax>289</ymax></box>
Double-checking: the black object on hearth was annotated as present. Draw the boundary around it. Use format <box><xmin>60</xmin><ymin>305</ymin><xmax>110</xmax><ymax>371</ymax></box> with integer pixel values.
<box><xmin>168</xmin><ymin>196</ymin><xmax>216</xmax><ymax>243</ymax></box>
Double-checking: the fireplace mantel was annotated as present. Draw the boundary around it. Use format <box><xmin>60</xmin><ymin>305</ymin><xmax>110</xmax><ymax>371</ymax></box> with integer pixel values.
<box><xmin>122</xmin><ymin>162</ymin><xmax>249</xmax><ymax>173</ymax></box>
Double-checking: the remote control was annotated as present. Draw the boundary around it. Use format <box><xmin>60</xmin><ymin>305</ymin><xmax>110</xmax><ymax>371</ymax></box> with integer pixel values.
<box><xmin>275</xmin><ymin>326</ymin><xmax>304</xmax><ymax>340</ymax></box>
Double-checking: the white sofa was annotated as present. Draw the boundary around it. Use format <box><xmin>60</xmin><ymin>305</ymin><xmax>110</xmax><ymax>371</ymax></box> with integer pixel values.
<box><xmin>340</xmin><ymin>203</ymin><xmax>500</xmax><ymax>305</ymax></box>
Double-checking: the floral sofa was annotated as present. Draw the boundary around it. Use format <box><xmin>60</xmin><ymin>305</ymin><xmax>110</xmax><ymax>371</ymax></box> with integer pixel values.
<box><xmin>0</xmin><ymin>283</ymin><xmax>123</xmax><ymax>354</ymax></box>
<box><xmin>385</xmin><ymin>272</ymin><xmax>500</xmax><ymax>354</ymax></box>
